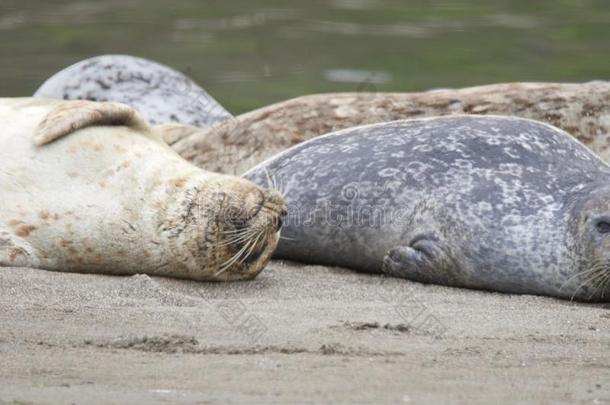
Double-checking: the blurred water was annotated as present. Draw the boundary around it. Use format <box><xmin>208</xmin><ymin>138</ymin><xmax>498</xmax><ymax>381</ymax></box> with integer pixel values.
<box><xmin>0</xmin><ymin>0</ymin><xmax>609</xmax><ymax>113</ymax></box>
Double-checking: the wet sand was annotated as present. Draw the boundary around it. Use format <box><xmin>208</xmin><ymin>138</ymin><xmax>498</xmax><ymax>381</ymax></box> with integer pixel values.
<box><xmin>0</xmin><ymin>261</ymin><xmax>609</xmax><ymax>404</ymax></box>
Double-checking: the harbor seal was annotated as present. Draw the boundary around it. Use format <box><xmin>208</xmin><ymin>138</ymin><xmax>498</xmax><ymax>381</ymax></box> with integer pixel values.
<box><xmin>170</xmin><ymin>81</ymin><xmax>610</xmax><ymax>174</ymax></box>
<box><xmin>244</xmin><ymin>116</ymin><xmax>610</xmax><ymax>301</ymax></box>
<box><xmin>0</xmin><ymin>98</ymin><xmax>285</xmax><ymax>281</ymax></box>
<box><xmin>34</xmin><ymin>55</ymin><xmax>231</xmax><ymax>127</ymax></box>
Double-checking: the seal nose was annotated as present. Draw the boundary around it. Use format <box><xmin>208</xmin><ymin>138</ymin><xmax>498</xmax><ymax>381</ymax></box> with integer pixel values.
<box><xmin>275</xmin><ymin>207</ymin><xmax>288</xmax><ymax>231</ymax></box>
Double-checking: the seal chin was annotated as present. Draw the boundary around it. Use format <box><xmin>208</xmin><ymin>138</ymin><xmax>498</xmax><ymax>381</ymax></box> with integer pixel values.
<box><xmin>586</xmin><ymin>259</ymin><xmax>610</xmax><ymax>301</ymax></box>
<box><xmin>565</xmin><ymin>258</ymin><xmax>610</xmax><ymax>302</ymax></box>
<box><xmin>215</xmin><ymin>230</ymin><xmax>281</xmax><ymax>281</ymax></box>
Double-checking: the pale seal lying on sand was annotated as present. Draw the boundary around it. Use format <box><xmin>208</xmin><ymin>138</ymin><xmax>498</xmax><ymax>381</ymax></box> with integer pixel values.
<box><xmin>170</xmin><ymin>81</ymin><xmax>610</xmax><ymax>174</ymax></box>
<box><xmin>0</xmin><ymin>98</ymin><xmax>285</xmax><ymax>281</ymax></box>
<box><xmin>34</xmin><ymin>55</ymin><xmax>231</xmax><ymax>127</ymax></box>
<box><xmin>245</xmin><ymin>116</ymin><xmax>610</xmax><ymax>301</ymax></box>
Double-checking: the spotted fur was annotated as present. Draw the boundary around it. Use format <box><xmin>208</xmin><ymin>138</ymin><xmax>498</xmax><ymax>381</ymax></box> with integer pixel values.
<box><xmin>245</xmin><ymin>116</ymin><xmax>610</xmax><ymax>301</ymax></box>
<box><xmin>34</xmin><ymin>55</ymin><xmax>231</xmax><ymax>127</ymax></box>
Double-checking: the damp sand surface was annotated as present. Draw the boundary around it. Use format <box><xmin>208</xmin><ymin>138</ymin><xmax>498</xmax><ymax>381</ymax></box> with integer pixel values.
<box><xmin>0</xmin><ymin>261</ymin><xmax>609</xmax><ymax>404</ymax></box>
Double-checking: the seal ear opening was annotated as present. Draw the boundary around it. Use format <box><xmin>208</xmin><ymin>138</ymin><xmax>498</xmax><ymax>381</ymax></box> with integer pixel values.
<box><xmin>33</xmin><ymin>100</ymin><xmax>151</xmax><ymax>146</ymax></box>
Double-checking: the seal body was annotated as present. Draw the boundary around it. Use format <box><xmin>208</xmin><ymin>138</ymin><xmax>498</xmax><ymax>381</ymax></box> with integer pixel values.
<box><xmin>34</xmin><ymin>55</ymin><xmax>232</xmax><ymax>127</ymax></box>
<box><xmin>171</xmin><ymin>81</ymin><xmax>610</xmax><ymax>174</ymax></box>
<box><xmin>0</xmin><ymin>98</ymin><xmax>285</xmax><ymax>281</ymax></box>
<box><xmin>245</xmin><ymin>116</ymin><xmax>610</xmax><ymax>301</ymax></box>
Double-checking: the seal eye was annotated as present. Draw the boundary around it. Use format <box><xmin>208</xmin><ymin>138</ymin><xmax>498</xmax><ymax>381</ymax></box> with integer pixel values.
<box><xmin>596</xmin><ymin>221</ymin><xmax>610</xmax><ymax>234</ymax></box>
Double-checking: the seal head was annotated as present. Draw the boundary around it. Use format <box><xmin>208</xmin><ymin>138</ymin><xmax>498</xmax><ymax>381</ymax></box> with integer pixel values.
<box><xmin>160</xmin><ymin>174</ymin><xmax>286</xmax><ymax>280</ymax></box>
<box><xmin>563</xmin><ymin>184</ymin><xmax>610</xmax><ymax>300</ymax></box>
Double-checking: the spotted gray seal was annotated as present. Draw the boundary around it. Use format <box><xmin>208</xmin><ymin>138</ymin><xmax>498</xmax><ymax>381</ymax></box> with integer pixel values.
<box><xmin>34</xmin><ymin>54</ymin><xmax>231</xmax><ymax>127</ymax></box>
<box><xmin>0</xmin><ymin>98</ymin><xmax>285</xmax><ymax>281</ymax></box>
<box><xmin>244</xmin><ymin>115</ymin><xmax>610</xmax><ymax>301</ymax></box>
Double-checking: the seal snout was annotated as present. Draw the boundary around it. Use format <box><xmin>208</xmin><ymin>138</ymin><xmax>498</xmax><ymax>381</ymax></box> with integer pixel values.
<box><xmin>275</xmin><ymin>214</ymin><xmax>285</xmax><ymax>232</ymax></box>
<box><xmin>251</xmin><ymin>188</ymin><xmax>287</xmax><ymax>231</ymax></box>
<box><xmin>212</xmin><ymin>185</ymin><xmax>286</xmax><ymax>280</ymax></box>
<box><xmin>239</xmin><ymin>189</ymin><xmax>286</xmax><ymax>268</ymax></box>
<box><xmin>235</xmin><ymin>188</ymin><xmax>287</xmax><ymax>232</ymax></box>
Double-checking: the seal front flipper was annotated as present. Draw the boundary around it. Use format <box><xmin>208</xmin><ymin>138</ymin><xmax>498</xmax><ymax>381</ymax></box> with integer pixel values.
<box><xmin>152</xmin><ymin>123</ymin><xmax>200</xmax><ymax>145</ymax></box>
<box><xmin>33</xmin><ymin>100</ymin><xmax>151</xmax><ymax>146</ymax></box>
<box><xmin>382</xmin><ymin>233</ymin><xmax>455</xmax><ymax>284</ymax></box>
<box><xmin>0</xmin><ymin>230</ymin><xmax>39</xmax><ymax>268</ymax></box>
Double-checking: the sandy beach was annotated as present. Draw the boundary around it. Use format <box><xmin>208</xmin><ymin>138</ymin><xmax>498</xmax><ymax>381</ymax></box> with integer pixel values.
<box><xmin>0</xmin><ymin>261</ymin><xmax>608</xmax><ymax>404</ymax></box>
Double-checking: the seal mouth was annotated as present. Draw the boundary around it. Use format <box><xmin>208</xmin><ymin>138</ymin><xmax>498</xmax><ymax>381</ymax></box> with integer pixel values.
<box><xmin>565</xmin><ymin>258</ymin><xmax>610</xmax><ymax>301</ymax></box>
<box><xmin>211</xmin><ymin>187</ymin><xmax>287</xmax><ymax>280</ymax></box>
<box><xmin>213</xmin><ymin>228</ymin><xmax>279</xmax><ymax>280</ymax></box>
<box><xmin>214</xmin><ymin>216</ymin><xmax>285</xmax><ymax>278</ymax></box>
<box><xmin>244</xmin><ymin>240</ymin><xmax>268</xmax><ymax>264</ymax></box>
<box><xmin>557</xmin><ymin>244</ymin><xmax>610</xmax><ymax>301</ymax></box>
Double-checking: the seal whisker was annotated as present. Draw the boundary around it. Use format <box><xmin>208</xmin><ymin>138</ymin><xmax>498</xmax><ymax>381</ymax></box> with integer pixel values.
<box><xmin>271</xmin><ymin>172</ymin><xmax>279</xmax><ymax>191</ymax></box>
<box><xmin>276</xmin><ymin>175</ymin><xmax>287</xmax><ymax>198</ymax></box>
<box><xmin>575</xmin><ymin>267</ymin><xmax>604</xmax><ymax>290</ymax></box>
<box><xmin>264</xmin><ymin>168</ymin><xmax>275</xmax><ymax>191</ymax></box>
<box><xmin>585</xmin><ymin>274</ymin><xmax>605</xmax><ymax>301</ymax></box>
<box><xmin>586</xmin><ymin>268</ymin><xmax>610</xmax><ymax>300</ymax></box>
<box><xmin>218</xmin><ymin>229</ymin><xmax>260</xmax><ymax>246</ymax></box>
<box><xmin>218</xmin><ymin>228</ymin><xmax>256</xmax><ymax>242</ymax></box>
<box><xmin>570</xmin><ymin>267</ymin><xmax>606</xmax><ymax>301</ymax></box>
<box><xmin>215</xmin><ymin>237</ymin><xmax>256</xmax><ymax>276</ymax></box>
<box><xmin>215</xmin><ymin>228</ymin><xmax>266</xmax><ymax>276</ymax></box>
<box><xmin>263</xmin><ymin>168</ymin><xmax>286</xmax><ymax>197</ymax></box>
<box><xmin>559</xmin><ymin>267</ymin><xmax>603</xmax><ymax>292</ymax></box>
<box><xmin>599</xmin><ymin>273</ymin><xmax>610</xmax><ymax>299</ymax></box>
<box><xmin>242</xmin><ymin>229</ymin><xmax>267</xmax><ymax>264</ymax></box>
<box><xmin>218</xmin><ymin>228</ymin><xmax>258</xmax><ymax>246</ymax></box>
<box><xmin>221</xmin><ymin>227</ymin><xmax>258</xmax><ymax>235</ymax></box>
<box><xmin>218</xmin><ymin>234</ymin><xmax>255</xmax><ymax>247</ymax></box>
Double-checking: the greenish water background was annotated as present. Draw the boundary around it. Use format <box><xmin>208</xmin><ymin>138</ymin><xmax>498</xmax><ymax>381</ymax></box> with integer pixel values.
<box><xmin>1</xmin><ymin>0</ymin><xmax>609</xmax><ymax>114</ymax></box>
